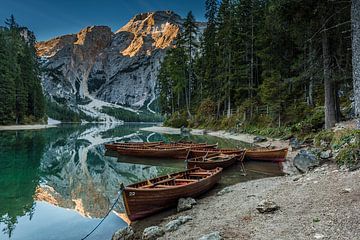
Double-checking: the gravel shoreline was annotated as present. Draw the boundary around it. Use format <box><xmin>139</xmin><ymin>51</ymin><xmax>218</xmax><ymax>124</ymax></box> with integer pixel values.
<box><xmin>149</xmin><ymin>165</ymin><xmax>360</xmax><ymax>240</ymax></box>
<box><xmin>129</xmin><ymin>126</ymin><xmax>360</xmax><ymax>240</ymax></box>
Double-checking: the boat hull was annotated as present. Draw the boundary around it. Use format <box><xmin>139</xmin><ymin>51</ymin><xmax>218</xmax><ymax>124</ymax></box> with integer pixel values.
<box><xmin>117</xmin><ymin>147</ymin><xmax>190</xmax><ymax>159</ymax></box>
<box><xmin>245</xmin><ymin>148</ymin><xmax>288</xmax><ymax>162</ymax></box>
<box><xmin>186</xmin><ymin>155</ymin><xmax>238</xmax><ymax>170</ymax></box>
<box><xmin>122</xmin><ymin>168</ymin><xmax>222</xmax><ymax>221</ymax></box>
<box><xmin>189</xmin><ymin>149</ymin><xmax>245</xmax><ymax>160</ymax></box>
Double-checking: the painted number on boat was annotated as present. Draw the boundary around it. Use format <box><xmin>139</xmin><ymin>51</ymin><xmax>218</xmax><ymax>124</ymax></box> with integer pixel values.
<box><xmin>129</xmin><ymin>192</ymin><xmax>135</xmax><ymax>197</ymax></box>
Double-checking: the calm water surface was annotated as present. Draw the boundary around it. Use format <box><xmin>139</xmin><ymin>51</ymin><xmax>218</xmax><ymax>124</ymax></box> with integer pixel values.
<box><xmin>0</xmin><ymin>123</ymin><xmax>283</xmax><ymax>240</ymax></box>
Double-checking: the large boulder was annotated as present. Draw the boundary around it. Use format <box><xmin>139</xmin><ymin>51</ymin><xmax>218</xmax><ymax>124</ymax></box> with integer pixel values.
<box><xmin>198</xmin><ymin>232</ymin><xmax>222</xmax><ymax>240</ymax></box>
<box><xmin>256</xmin><ymin>200</ymin><xmax>280</xmax><ymax>213</ymax></box>
<box><xmin>294</xmin><ymin>150</ymin><xmax>320</xmax><ymax>173</ymax></box>
<box><xmin>112</xmin><ymin>226</ymin><xmax>135</xmax><ymax>240</ymax></box>
<box><xmin>142</xmin><ymin>226</ymin><xmax>164</xmax><ymax>240</ymax></box>
<box><xmin>177</xmin><ymin>197</ymin><xmax>197</xmax><ymax>212</ymax></box>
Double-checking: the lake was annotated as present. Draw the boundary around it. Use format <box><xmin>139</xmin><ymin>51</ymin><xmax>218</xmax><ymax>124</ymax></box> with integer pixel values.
<box><xmin>0</xmin><ymin>123</ymin><xmax>283</xmax><ymax>240</ymax></box>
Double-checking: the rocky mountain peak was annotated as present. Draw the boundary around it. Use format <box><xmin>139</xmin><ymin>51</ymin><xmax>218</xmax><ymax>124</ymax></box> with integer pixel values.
<box><xmin>117</xmin><ymin>11</ymin><xmax>182</xmax><ymax>57</ymax></box>
<box><xmin>35</xmin><ymin>11</ymin><xmax>202</xmax><ymax>121</ymax></box>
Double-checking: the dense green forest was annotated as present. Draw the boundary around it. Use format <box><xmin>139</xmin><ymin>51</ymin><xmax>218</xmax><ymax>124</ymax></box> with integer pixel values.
<box><xmin>158</xmin><ymin>0</ymin><xmax>358</xmax><ymax>136</ymax></box>
<box><xmin>0</xmin><ymin>16</ymin><xmax>45</xmax><ymax>125</ymax></box>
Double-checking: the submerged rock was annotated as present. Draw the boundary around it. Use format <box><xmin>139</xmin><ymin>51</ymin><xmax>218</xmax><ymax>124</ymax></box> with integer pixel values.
<box><xmin>142</xmin><ymin>226</ymin><xmax>164</xmax><ymax>240</ymax></box>
<box><xmin>256</xmin><ymin>200</ymin><xmax>280</xmax><ymax>213</ymax></box>
<box><xmin>177</xmin><ymin>197</ymin><xmax>197</xmax><ymax>212</ymax></box>
<box><xmin>198</xmin><ymin>231</ymin><xmax>222</xmax><ymax>240</ymax></box>
<box><xmin>112</xmin><ymin>226</ymin><xmax>135</xmax><ymax>240</ymax></box>
<box><xmin>294</xmin><ymin>150</ymin><xmax>320</xmax><ymax>173</ymax></box>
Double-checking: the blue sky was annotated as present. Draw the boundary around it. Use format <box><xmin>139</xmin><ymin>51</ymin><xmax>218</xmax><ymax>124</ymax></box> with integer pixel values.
<box><xmin>0</xmin><ymin>0</ymin><xmax>205</xmax><ymax>41</ymax></box>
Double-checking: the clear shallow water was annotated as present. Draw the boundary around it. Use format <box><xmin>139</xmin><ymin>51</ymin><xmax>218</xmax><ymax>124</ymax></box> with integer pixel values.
<box><xmin>0</xmin><ymin>123</ymin><xmax>282</xmax><ymax>240</ymax></box>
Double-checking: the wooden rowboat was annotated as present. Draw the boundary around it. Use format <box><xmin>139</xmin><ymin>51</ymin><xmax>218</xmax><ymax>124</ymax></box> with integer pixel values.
<box><xmin>188</xmin><ymin>148</ymin><xmax>245</xmax><ymax>159</ymax></box>
<box><xmin>105</xmin><ymin>142</ymin><xmax>162</xmax><ymax>151</ymax></box>
<box><xmin>186</xmin><ymin>153</ymin><xmax>240</xmax><ymax>170</ymax></box>
<box><xmin>155</xmin><ymin>143</ymin><xmax>218</xmax><ymax>149</ymax></box>
<box><xmin>121</xmin><ymin>167</ymin><xmax>222</xmax><ymax>221</ymax></box>
<box><xmin>116</xmin><ymin>146</ymin><xmax>190</xmax><ymax>159</ymax></box>
<box><xmin>245</xmin><ymin>147</ymin><xmax>288</xmax><ymax>162</ymax></box>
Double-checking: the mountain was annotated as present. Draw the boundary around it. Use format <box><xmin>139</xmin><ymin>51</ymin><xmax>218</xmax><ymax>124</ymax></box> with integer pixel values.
<box><xmin>36</xmin><ymin>11</ymin><xmax>200</xmax><ymax>122</ymax></box>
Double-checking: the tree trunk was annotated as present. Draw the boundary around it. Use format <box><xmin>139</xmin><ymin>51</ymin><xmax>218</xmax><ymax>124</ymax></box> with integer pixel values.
<box><xmin>308</xmin><ymin>42</ymin><xmax>314</xmax><ymax>106</ymax></box>
<box><xmin>322</xmin><ymin>29</ymin><xmax>336</xmax><ymax>129</ymax></box>
<box><xmin>352</xmin><ymin>0</ymin><xmax>360</xmax><ymax>117</ymax></box>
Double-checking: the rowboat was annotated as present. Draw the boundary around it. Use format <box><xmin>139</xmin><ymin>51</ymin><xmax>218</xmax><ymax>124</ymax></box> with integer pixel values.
<box><xmin>155</xmin><ymin>143</ymin><xmax>218</xmax><ymax>149</ymax></box>
<box><xmin>121</xmin><ymin>167</ymin><xmax>222</xmax><ymax>221</ymax></box>
<box><xmin>105</xmin><ymin>142</ymin><xmax>162</xmax><ymax>151</ymax></box>
<box><xmin>186</xmin><ymin>153</ymin><xmax>241</xmax><ymax>170</ymax></box>
<box><xmin>116</xmin><ymin>146</ymin><xmax>190</xmax><ymax>159</ymax></box>
<box><xmin>188</xmin><ymin>148</ymin><xmax>245</xmax><ymax>159</ymax></box>
<box><xmin>245</xmin><ymin>147</ymin><xmax>288</xmax><ymax>162</ymax></box>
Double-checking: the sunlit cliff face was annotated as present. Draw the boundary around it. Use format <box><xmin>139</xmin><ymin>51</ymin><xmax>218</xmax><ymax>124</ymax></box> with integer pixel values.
<box><xmin>118</xmin><ymin>11</ymin><xmax>180</xmax><ymax>57</ymax></box>
<box><xmin>34</xmin><ymin>11</ymin><xmax>184</xmax><ymax>111</ymax></box>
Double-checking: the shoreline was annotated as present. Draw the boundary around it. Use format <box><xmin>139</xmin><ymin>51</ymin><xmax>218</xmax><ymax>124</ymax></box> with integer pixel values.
<box><xmin>125</xmin><ymin>126</ymin><xmax>360</xmax><ymax>240</ymax></box>
<box><xmin>0</xmin><ymin>124</ymin><xmax>57</xmax><ymax>131</ymax></box>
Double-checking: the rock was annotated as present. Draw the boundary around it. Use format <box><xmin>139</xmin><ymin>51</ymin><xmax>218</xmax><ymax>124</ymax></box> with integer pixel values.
<box><xmin>349</xmin><ymin>163</ymin><xmax>360</xmax><ymax>172</ymax></box>
<box><xmin>320</xmin><ymin>140</ymin><xmax>329</xmax><ymax>148</ymax></box>
<box><xmin>217</xmin><ymin>187</ymin><xmax>233</xmax><ymax>196</ymax></box>
<box><xmin>165</xmin><ymin>219</ymin><xmax>182</xmax><ymax>232</ymax></box>
<box><xmin>165</xmin><ymin>215</ymin><xmax>192</xmax><ymax>232</ymax></box>
<box><xmin>256</xmin><ymin>200</ymin><xmax>280</xmax><ymax>213</ymax></box>
<box><xmin>294</xmin><ymin>150</ymin><xmax>320</xmax><ymax>173</ymax></box>
<box><xmin>178</xmin><ymin>215</ymin><xmax>193</xmax><ymax>224</ymax></box>
<box><xmin>340</xmin><ymin>188</ymin><xmax>352</xmax><ymax>194</ymax></box>
<box><xmin>198</xmin><ymin>231</ymin><xmax>222</xmax><ymax>240</ymax></box>
<box><xmin>177</xmin><ymin>197</ymin><xmax>197</xmax><ymax>212</ymax></box>
<box><xmin>320</xmin><ymin>150</ymin><xmax>332</xmax><ymax>159</ymax></box>
<box><xmin>180</xmin><ymin>126</ymin><xmax>191</xmax><ymax>133</ymax></box>
<box><xmin>292</xmin><ymin>176</ymin><xmax>302</xmax><ymax>181</ymax></box>
<box><xmin>314</xmin><ymin>233</ymin><xmax>325</xmax><ymax>239</ymax></box>
<box><xmin>253</xmin><ymin>136</ymin><xmax>267</xmax><ymax>143</ymax></box>
<box><xmin>142</xmin><ymin>226</ymin><xmax>164</xmax><ymax>240</ymax></box>
<box><xmin>290</xmin><ymin>138</ymin><xmax>301</xmax><ymax>150</ymax></box>
<box><xmin>112</xmin><ymin>226</ymin><xmax>135</xmax><ymax>240</ymax></box>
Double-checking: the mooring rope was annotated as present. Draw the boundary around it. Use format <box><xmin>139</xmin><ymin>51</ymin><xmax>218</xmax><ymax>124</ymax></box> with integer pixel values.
<box><xmin>81</xmin><ymin>185</ymin><xmax>124</xmax><ymax>240</ymax></box>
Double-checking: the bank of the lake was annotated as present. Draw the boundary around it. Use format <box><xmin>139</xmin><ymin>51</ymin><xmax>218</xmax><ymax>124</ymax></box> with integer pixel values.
<box><xmin>0</xmin><ymin>124</ymin><xmax>57</xmax><ymax>131</ymax></box>
<box><xmin>147</xmin><ymin>164</ymin><xmax>360</xmax><ymax>240</ymax></box>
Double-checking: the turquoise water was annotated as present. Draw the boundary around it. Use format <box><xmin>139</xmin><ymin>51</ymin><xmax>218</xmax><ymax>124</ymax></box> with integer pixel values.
<box><xmin>0</xmin><ymin>123</ymin><xmax>281</xmax><ymax>240</ymax></box>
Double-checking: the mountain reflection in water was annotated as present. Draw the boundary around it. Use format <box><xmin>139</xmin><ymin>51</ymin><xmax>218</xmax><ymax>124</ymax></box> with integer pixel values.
<box><xmin>0</xmin><ymin>123</ymin><xmax>279</xmax><ymax>240</ymax></box>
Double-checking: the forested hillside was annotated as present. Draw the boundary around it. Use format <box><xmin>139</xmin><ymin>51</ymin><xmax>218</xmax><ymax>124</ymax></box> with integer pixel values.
<box><xmin>159</xmin><ymin>0</ymin><xmax>357</xmax><ymax>135</ymax></box>
<box><xmin>0</xmin><ymin>16</ymin><xmax>45</xmax><ymax>125</ymax></box>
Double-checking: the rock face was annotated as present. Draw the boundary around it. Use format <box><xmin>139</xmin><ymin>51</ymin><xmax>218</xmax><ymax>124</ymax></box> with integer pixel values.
<box><xmin>36</xmin><ymin>11</ymin><xmax>202</xmax><ymax>119</ymax></box>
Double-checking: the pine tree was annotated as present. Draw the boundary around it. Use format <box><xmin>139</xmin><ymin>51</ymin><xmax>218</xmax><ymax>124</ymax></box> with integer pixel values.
<box><xmin>0</xmin><ymin>31</ymin><xmax>16</xmax><ymax>124</ymax></box>
<box><xmin>352</xmin><ymin>0</ymin><xmax>360</xmax><ymax>117</ymax></box>
<box><xmin>183</xmin><ymin>11</ymin><xmax>198</xmax><ymax>116</ymax></box>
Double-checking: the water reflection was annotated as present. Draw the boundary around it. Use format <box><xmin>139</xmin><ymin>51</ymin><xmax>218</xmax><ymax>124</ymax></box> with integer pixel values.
<box><xmin>0</xmin><ymin>123</ymin><xmax>280</xmax><ymax>240</ymax></box>
<box><xmin>0</xmin><ymin>123</ymin><xmax>180</xmax><ymax>239</ymax></box>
